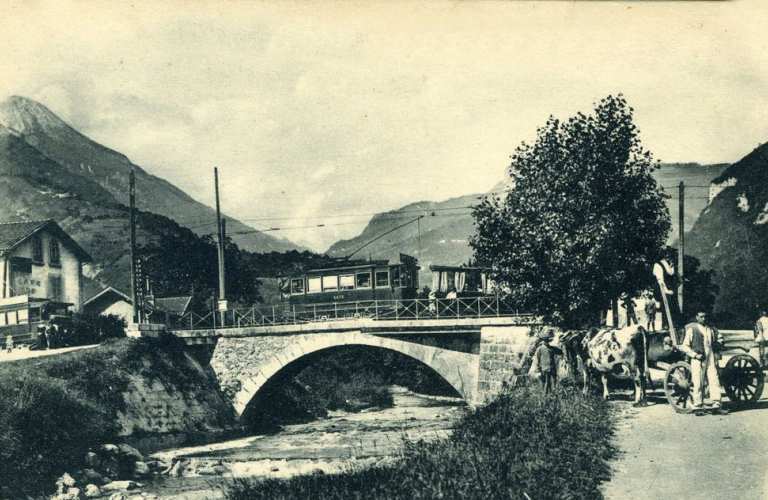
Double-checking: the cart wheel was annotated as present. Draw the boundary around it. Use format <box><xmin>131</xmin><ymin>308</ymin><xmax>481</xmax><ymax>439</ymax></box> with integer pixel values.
<box><xmin>722</xmin><ymin>354</ymin><xmax>764</xmax><ymax>408</ymax></box>
<box><xmin>664</xmin><ymin>361</ymin><xmax>695</xmax><ymax>414</ymax></box>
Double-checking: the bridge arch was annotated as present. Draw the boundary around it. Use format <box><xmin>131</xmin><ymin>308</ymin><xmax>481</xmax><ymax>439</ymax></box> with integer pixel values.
<box><xmin>222</xmin><ymin>331</ymin><xmax>479</xmax><ymax>416</ymax></box>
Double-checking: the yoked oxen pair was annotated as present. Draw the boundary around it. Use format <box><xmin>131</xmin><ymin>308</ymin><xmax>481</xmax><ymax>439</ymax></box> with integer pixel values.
<box><xmin>562</xmin><ymin>324</ymin><xmax>659</xmax><ymax>407</ymax></box>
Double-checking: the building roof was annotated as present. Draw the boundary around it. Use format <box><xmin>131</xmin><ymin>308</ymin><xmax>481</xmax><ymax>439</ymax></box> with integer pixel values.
<box><xmin>0</xmin><ymin>219</ymin><xmax>92</xmax><ymax>262</ymax></box>
<box><xmin>83</xmin><ymin>286</ymin><xmax>132</xmax><ymax>307</ymax></box>
<box><xmin>153</xmin><ymin>296</ymin><xmax>192</xmax><ymax>316</ymax></box>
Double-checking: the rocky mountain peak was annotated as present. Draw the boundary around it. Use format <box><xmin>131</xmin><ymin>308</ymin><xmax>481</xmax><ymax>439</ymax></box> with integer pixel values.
<box><xmin>0</xmin><ymin>95</ymin><xmax>75</xmax><ymax>138</ymax></box>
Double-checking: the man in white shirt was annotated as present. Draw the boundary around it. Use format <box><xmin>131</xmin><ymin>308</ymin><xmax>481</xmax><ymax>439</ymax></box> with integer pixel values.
<box><xmin>754</xmin><ymin>311</ymin><xmax>768</xmax><ymax>365</ymax></box>
<box><xmin>679</xmin><ymin>311</ymin><xmax>728</xmax><ymax>416</ymax></box>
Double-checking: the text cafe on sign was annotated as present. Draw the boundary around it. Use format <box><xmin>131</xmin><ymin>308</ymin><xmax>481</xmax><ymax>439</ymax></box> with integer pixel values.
<box><xmin>16</xmin><ymin>277</ymin><xmax>42</xmax><ymax>295</ymax></box>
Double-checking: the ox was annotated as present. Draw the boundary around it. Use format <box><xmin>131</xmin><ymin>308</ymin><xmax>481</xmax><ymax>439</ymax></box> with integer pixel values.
<box><xmin>562</xmin><ymin>324</ymin><xmax>651</xmax><ymax>406</ymax></box>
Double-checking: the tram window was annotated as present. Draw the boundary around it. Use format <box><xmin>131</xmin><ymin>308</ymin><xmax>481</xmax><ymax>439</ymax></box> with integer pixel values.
<box><xmin>375</xmin><ymin>271</ymin><xmax>389</xmax><ymax>287</ymax></box>
<box><xmin>322</xmin><ymin>275</ymin><xmax>339</xmax><ymax>291</ymax></box>
<box><xmin>7</xmin><ymin>311</ymin><xmax>17</xmax><ymax>325</ymax></box>
<box><xmin>307</xmin><ymin>277</ymin><xmax>322</xmax><ymax>293</ymax></box>
<box><xmin>291</xmin><ymin>279</ymin><xmax>305</xmax><ymax>294</ymax></box>
<box><xmin>340</xmin><ymin>274</ymin><xmax>355</xmax><ymax>290</ymax></box>
<box><xmin>356</xmin><ymin>272</ymin><xmax>371</xmax><ymax>288</ymax></box>
<box><xmin>0</xmin><ymin>313</ymin><xmax>5</xmax><ymax>326</ymax></box>
<box><xmin>391</xmin><ymin>267</ymin><xmax>400</xmax><ymax>287</ymax></box>
<box><xmin>18</xmin><ymin>308</ymin><xmax>28</xmax><ymax>323</ymax></box>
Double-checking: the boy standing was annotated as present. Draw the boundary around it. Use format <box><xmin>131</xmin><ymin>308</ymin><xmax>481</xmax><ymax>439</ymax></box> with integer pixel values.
<box><xmin>5</xmin><ymin>335</ymin><xmax>13</xmax><ymax>354</ymax></box>
<box><xmin>530</xmin><ymin>329</ymin><xmax>561</xmax><ymax>394</ymax></box>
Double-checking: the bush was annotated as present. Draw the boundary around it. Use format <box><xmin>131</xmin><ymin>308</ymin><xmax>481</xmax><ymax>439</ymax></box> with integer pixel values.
<box><xmin>225</xmin><ymin>381</ymin><xmax>615</xmax><ymax>500</ymax></box>
<box><xmin>0</xmin><ymin>374</ymin><xmax>116</xmax><ymax>497</ymax></box>
<box><xmin>52</xmin><ymin>312</ymin><xmax>126</xmax><ymax>347</ymax></box>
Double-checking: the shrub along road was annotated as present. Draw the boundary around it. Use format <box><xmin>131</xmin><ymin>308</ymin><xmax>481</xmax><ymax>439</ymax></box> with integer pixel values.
<box><xmin>603</xmin><ymin>391</ymin><xmax>768</xmax><ymax>499</ymax></box>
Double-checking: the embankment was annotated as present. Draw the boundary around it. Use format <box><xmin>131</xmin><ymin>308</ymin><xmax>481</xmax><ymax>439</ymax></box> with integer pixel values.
<box><xmin>0</xmin><ymin>335</ymin><xmax>237</xmax><ymax>497</ymax></box>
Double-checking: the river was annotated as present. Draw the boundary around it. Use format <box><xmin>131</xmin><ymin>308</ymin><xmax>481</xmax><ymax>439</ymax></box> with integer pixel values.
<box><xmin>141</xmin><ymin>387</ymin><xmax>468</xmax><ymax>499</ymax></box>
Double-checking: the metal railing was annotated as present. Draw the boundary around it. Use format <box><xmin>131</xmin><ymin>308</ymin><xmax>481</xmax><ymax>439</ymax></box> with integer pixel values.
<box><xmin>167</xmin><ymin>297</ymin><xmax>529</xmax><ymax>331</ymax></box>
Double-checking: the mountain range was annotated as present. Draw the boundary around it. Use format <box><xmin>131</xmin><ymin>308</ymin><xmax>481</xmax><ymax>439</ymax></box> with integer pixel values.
<box><xmin>327</xmin><ymin>163</ymin><xmax>729</xmax><ymax>286</ymax></box>
<box><xmin>0</xmin><ymin>94</ymin><xmax>750</xmax><ymax>320</ymax></box>
<box><xmin>0</xmin><ymin>96</ymin><xmax>302</xmax><ymax>298</ymax></box>
<box><xmin>0</xmin><ymin>96</ymin><xmax>299</xmax><ymax>254</ymax></box>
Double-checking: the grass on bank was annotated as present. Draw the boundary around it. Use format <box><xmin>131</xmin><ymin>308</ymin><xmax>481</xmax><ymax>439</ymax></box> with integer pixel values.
<box><xmin>0</xmin><ymin>335</ymin><xmax>224</xmax><ymax>498</ymax></box>
<box><xmin>226</xmin><ymin>380</ymin><xmax>616</xmax><ymax>500</ymax></box>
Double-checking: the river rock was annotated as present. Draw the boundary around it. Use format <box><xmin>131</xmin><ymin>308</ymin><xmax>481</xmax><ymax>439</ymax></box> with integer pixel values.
<box><xmin>55</xmin><ymin>473</ymin><xmax>76</xmax><ymax>494</ymax></box>
<box><xmin>101</xmin><ymin>481</ymin><xmax>142</xmax><ymax>492</ymax></box>
<box><xmin>133</xmin><ymin>461</ymin><xmax>150</xmax><ymax>477</ymax></box>
<box><xmin>83</xmin><ymin>485</ymin><xmax>101</xmax><ymax>498</ymax></box>
<box><xmin>84</xmin><ymin>452</ymin><xmax>101</xmax><ymax>469</ymax></box>
<box><xmin>107</xmin><ymin>493</ymin><xmax>126</xmax><ymax>500</ymax></box>
<box><xmin>167</xmin><ymin>460</ymin><xmax>186</xmax><ymax>477</ymax></box>
<box><xmin>117</xmin><ymin>444</ymin><xmax>144</xmax><ymax>462</ymax></box>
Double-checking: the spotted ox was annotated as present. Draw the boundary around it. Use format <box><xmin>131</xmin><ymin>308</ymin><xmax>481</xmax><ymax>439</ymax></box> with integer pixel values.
<box><xmin>562</xmin><ymin>325</ymin><xmax>650</xmax><ymax>406</ymax></box>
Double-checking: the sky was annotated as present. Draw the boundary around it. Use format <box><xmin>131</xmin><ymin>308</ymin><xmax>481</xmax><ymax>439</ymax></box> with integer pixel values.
<box><xmin>1</xmin><ymin>0</ymin><xmax>767</xmax><ymax>251</ymax></box>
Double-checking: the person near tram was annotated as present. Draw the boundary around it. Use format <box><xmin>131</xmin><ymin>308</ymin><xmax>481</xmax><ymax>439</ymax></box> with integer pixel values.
<box><xmin>679</xmin><ymin>311</ymin><xmax>728</xmax><ymax>416</ymax></box>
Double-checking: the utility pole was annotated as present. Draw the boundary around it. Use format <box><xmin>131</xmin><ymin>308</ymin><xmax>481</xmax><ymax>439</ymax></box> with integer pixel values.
<box><xmin>214</xmin><ymin>168</ymin><xmax>227</xmax><ymax>316</ymax></box>
<box><xmin>678</xmin><ymin>181</ymin><xmax>685</xmax><ymax>315</ymax></box>
<box><xmin>129</xmin><ymin>168</ymin><xmax>138</xmax><ymax>324</ymax></box>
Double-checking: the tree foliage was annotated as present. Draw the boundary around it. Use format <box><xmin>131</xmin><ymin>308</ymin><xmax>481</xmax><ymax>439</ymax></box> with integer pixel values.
<box><xmin>138</xmin><ymin>228</ymin><xmax>262</xmax><ymax>307</ymax></box>
<box><xmin>471</xmin><ymin>95</ymin><xmax>670</xmax><ymax>328</ymax></box>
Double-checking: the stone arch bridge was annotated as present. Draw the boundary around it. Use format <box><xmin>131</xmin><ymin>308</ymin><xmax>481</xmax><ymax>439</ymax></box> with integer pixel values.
<box><xmin>170</xmin><ymin>317</ymin><xmax>539</xmax><ymax>418</ymax></box>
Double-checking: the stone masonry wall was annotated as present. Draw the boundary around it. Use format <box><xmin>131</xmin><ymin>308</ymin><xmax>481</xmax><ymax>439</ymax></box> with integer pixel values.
<box><xmin>115</xmin><ymin>352</ymin><xmax>237</xmax><ymax>439</ymax></box>
<box><xmin>477</xmin><ymin>325</ymin><xmax>540</xmax><ymax>404</ymax></box>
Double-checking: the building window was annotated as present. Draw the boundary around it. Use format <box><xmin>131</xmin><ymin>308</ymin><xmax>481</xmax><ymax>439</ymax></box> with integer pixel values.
<box><xmin>375</xmin><ymin>271</ymin><xmax>389</xmax><ymax>287</ymax></box>
<box><xmin>32</xmin><ymin>237</ymin><xmax>43</xmax><ymax>264</ymax></box>
<box><xmin>291</xmin><ymin>279</ymin><xmax>305</xmax><ymax>294</ymax></box>
<box><xmin>356</xmin><ymin>272</ymin><xmax>371</xmax><ymax>288</ymax></box>
<box><xmin>339</xmin><ymin>274</ymin><xmax>355</xmax><ymax>290</ymax></box>
<box><xmin>307</xmin><ymin>277</ymin><xmax>322</xmax><ymax>293</ymax></box>
<box><xmin>49</xmin><ymin>276</ymin><xmax>63</xmax><ymax>301</ymax></box>
<box><xmin>322</xmin><ymin>275</ymin><xmax>338</xmax><ymax>292</ymax></box>
<box><xmin>49</xmin><ymin>240</ymin><xmax>60</xmax><ymax>266</ymax></box>
<box><xmin>391</xmin><ymin>267</ymin><xmax>401</xmax><ymax>287</ymax></box>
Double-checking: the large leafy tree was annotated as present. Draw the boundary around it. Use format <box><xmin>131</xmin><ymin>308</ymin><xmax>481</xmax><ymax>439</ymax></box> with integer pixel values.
<box><xmin>471</xmin><ymin>95</ymin><xmax>670</xmax><ymax>328</ymax></box>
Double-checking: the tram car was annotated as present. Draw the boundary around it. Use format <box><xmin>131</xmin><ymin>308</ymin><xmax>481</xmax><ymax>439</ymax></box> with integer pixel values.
<box><xmin>278</xmin><ymin>254</ymin><xmax>420</xmax><ymax>310</ymax></box>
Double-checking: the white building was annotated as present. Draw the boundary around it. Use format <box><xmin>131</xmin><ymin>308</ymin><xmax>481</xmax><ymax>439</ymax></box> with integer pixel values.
<box><xmin>0</xmin><ymin>219</ymin><xmax>91</xmax><ymax>340</ymax></box>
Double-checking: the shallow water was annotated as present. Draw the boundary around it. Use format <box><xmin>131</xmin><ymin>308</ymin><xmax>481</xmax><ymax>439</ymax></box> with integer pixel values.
<box><xmin>142</xmin><ymin>387</ymin><xmax>468</xmax><ymax>499</ymax></box>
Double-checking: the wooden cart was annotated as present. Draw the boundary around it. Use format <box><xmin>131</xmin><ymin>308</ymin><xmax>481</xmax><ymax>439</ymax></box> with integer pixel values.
<box><xmin>655</xmin><ymin>285</ymin><xmax>765</xmax><ymax>413</ymax></box>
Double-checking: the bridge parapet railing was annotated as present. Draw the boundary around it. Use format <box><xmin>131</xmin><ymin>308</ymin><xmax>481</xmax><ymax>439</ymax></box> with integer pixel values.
<box><xmin>170</xmin><ymin>296</ymin><xmax>527</xmax><ymax>330</ymax></box>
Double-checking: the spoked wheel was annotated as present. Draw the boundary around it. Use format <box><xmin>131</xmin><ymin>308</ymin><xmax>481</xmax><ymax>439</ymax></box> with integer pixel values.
<box><xmin>664</xmin><ymin>361</ymin><xmax>695</xmax><ymax>414</ymax></box>
<box><xmin>722</xmin><ymin>354</ymin><xmax>764</xmax><ymax>408</ymax></box>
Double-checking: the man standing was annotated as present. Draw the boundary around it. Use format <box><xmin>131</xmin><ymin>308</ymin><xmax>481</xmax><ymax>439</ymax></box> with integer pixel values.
<box><xmin>644</xmin><ymin>296</ymin><xmax>657</xmax><ymax>331</ymax></box>
<box><xmin>754</xmin><ymin>311</ymin><xmax>768</xmax><ymax>365</ymax></box>
<box><xmin>680</xmin><ymin>311</ymin><xmax>728</xmax><ymax>416</ymax></box>
<box><xmin>529</xmin><ymin>329</ymin><xmax>561</xmax><ymax>394</ymax></box>
<box><xmin>622</xmin><ymin>295</ymin><xmax>638</xmax><ymax>327</ymax></box>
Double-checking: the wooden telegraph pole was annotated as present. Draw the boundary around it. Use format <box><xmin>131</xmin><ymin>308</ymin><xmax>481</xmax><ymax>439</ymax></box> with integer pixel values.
<box><xmin>214</xmin><ymin>168</ymin><xmax>227</xmax><ymax>322</ymax></box>
<box><xmin>678</xmin><ymin>181</ymin><xmax>685</xmax><ymax>315</ymax></box>
<box><xmin>129</xmin><ymin>168</ymin><xmax>139</xmax><ymax>324</ymax></box>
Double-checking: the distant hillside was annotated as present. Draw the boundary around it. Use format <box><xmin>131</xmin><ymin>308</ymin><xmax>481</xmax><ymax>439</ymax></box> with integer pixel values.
<box><xmin>327</xmin><ymin>162</ymin><xmax>728</xmax><ymax>286</ymax></box>
<box><xmin>327</xmin><ymin>194</ymin><xmax>481</xmax><ymax>285</ymax></box>
<box><xmin>687</xmin><ymin>143</ymin><xmax>768</xmax><ymax>325</ymax></box>
<box><xmin>0</xmin><ymin>96</ymin><xmax>300</xmax><ymax>253</ymax></box>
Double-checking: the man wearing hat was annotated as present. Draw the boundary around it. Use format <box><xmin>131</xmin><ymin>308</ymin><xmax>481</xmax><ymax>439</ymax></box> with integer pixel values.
<box><xmin>530</xmin><ymin>329</ymin><xmax>561</xmax><ymax>394</ymax></box>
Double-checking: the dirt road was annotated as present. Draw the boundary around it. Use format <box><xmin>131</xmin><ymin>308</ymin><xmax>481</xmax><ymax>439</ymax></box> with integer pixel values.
<box><xmin>603</xmin><ymin>387</ymin><xmax>768</xmax><ymax>499</ymax></box>
<box><xmin>0</xmin><ymin>344</ymin><xmax>97</xmax><ymax>363</ymax></box>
